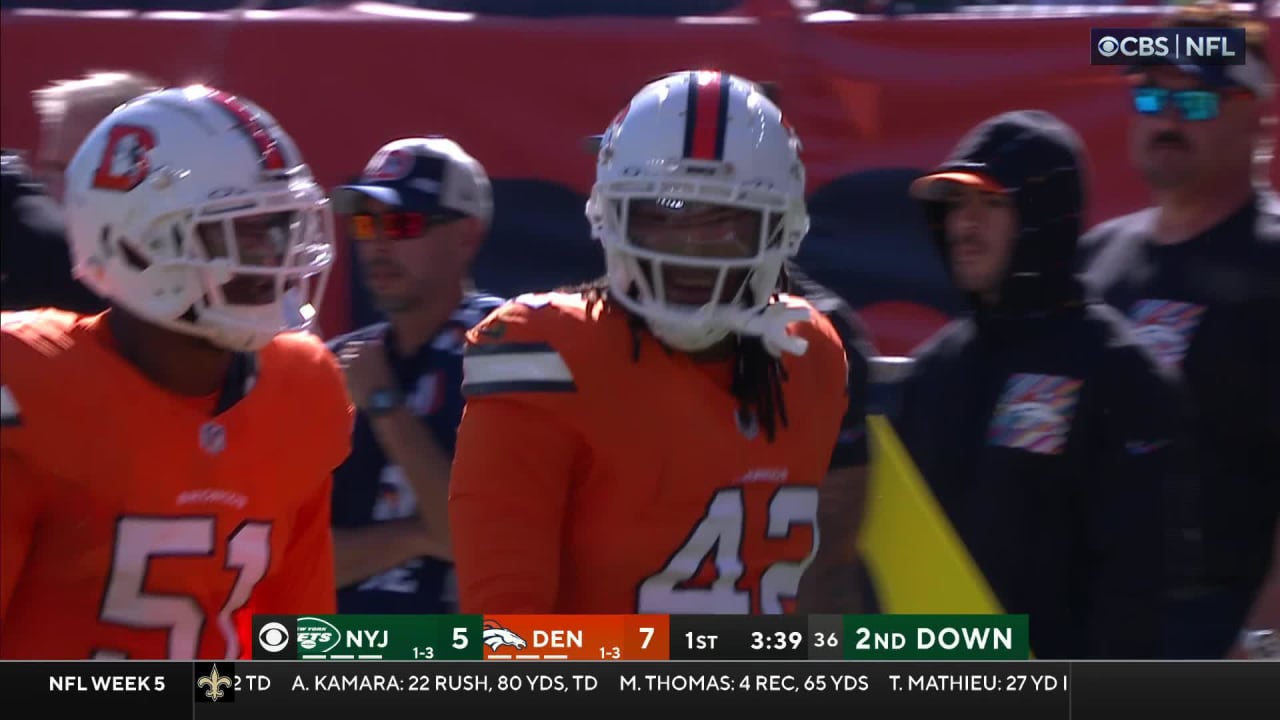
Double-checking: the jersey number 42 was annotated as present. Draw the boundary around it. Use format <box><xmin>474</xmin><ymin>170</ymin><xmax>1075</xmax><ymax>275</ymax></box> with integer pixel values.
<box><xmin>637</xmin><ymin>486</ymin><xmax>818</xmax><ymax>614</ymax></box>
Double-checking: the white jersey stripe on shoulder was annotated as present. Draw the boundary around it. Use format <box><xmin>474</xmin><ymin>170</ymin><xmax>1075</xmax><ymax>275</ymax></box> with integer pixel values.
<box><xmin>462</xmin><ymin>343</ymin><xmax>575</xmax><ymax>397</ymax></box>
<box><xmin>0</xmin><ymin>385</ymin><xmax>21</xmax><ymax>425</ymax></box>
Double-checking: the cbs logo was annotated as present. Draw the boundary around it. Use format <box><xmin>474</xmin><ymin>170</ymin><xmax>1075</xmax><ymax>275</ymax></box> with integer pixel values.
<box><xmin>1096</xmin><ymin>35</ymin><xmax>1170</xmax><ymax>58</ymax></box>
<box><xmin>258</xmin><ymin>621</ymin><xmax>290</xmax><ymax>653</ymax></box>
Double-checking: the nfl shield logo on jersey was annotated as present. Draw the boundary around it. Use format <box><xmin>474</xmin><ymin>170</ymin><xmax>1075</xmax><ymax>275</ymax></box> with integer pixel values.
<box><xmin>199</xmin><ymin>422</ymin><xmax>227</xmax><ymax>455</ymax></box>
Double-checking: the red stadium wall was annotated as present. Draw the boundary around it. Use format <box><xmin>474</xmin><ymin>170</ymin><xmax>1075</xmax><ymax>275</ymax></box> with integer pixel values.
<box><xmin>2</xmin><ymin>7</ymin><xmax>1277</xmax><ymax>354</ymax></box>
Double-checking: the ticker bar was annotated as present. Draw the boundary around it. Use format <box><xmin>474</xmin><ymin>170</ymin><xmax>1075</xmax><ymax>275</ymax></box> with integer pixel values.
<box><xmin>1071</xmin><ymin>660</ymin><xmax>1279</xmax><ymax>718</ymax></box>
<box><xmin>12</xmin><ymin>660</ymin><xmax>1280</xmax><ymax>718</ymax></box>
<box><xmin>12</xmin><ymin>660</ymin><xmax>1068</xmax><ymax>716</ymax></box>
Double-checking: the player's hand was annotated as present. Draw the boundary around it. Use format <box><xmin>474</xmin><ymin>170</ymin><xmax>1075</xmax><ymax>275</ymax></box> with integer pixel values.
<box><xmin>335</xmin><ymin>338</ymin><xmax>396</xmax><ymax>410</ymax></box>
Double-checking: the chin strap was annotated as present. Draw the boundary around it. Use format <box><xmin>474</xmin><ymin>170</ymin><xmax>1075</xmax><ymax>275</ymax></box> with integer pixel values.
<box><xmin>731</xmin><ymin>302</ymin><xmax>810</xmax><ymax>358</ymax></box>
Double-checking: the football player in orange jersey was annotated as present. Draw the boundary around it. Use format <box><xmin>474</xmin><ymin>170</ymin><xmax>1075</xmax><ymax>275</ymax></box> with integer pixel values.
<box><xmin>0</xmin><ymin>86</ymin><xmax>353</xmax><ymax>659</ymax></box>
<box><xmin>449</xmin><ymin>71</ymin><xmax>863</xmax><ymax>614</ymax></box>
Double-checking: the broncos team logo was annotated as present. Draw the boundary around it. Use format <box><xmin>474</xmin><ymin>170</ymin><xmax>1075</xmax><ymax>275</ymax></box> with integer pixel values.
<box><xmin>1001</xmin><ymin>401</ymin><xmax>1061</xmax><ymax>431</ymax></box>
<box><xmin>987</xmin><ymin>373</ymin><xmax>1083</xmax><ymax>456</ymax></box>
<box><xmin>363</xmin><ymin>148</ymin><xmax>413</xmax><ymax>182</ymax></box>
<box><xmin>92</xmin><ymin>124</ymin><xmax>155</xmax><ymax>192</ymax></box>
<box><xmin>1127</xmin><ymin>299</ymin><xmax>1205</xmax><ymax>368</ymax></box>
<box><xmin>482</xmin><ymin>620</ymin><xmax>527</xmax><ymax>651</ymax></box>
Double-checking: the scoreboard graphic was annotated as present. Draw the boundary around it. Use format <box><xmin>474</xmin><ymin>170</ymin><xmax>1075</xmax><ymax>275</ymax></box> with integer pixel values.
<box><xmin>248</xmin><ymin>614</ymin><xmax>1030</xmax><ymax>661</ymax></box>
<box><xmin>4</xmin><ymin>614</ymin><xmax>1275</xmax><ymax>718</ymax></box>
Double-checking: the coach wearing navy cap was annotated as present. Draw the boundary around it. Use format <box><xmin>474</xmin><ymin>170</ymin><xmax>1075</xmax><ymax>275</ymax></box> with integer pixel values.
<box><xmin>327</xmin><ymin>137</ymin><xmax>504</xmax><ymax>614</ymax></box>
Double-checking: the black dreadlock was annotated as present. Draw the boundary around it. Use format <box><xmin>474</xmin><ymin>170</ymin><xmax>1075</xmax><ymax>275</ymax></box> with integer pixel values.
<box><xmin>557</xmin><ymin>276</ymin><xmax>791</xmax><ymax>443</ymax></box>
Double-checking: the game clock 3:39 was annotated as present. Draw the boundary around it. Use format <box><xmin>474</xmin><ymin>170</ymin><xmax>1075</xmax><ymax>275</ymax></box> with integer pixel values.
<box><xmin>750</xmin><ymin>631</ymin><xmax>840</xmax><ymax>653</ymax></box>
<box><xmin>750</xmin><ymin>631</ymin><xmax>804</xmax><ymax>652</ymax></box>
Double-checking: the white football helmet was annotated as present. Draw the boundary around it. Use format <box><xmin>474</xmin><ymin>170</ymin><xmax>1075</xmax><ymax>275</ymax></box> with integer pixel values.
<box><xmin>63</xmin><ymin>85</ymin><xmax>334</xmax><ymax>352</ymax></box>
<box><xmin>586</xmin><ymin>71</ymin><xmax>809</xmax><ymax>353</ymax></box>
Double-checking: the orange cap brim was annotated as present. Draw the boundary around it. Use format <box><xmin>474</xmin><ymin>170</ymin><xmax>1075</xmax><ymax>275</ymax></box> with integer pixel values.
<box><xmin>909</xmin><ymin>171</ymin><xmax>1005</xmax><ymax>200</ymax></box>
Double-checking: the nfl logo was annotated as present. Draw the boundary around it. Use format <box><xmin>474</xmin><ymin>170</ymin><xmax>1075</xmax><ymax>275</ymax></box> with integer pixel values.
<box><xmin>735</xmin><ymin>408</ymin><xmax>759</xmax><ymax>440</ymax></box>
<box><xmin>199</xmin><ymin>422</ymin><xmax>227</xmax><ymax>455</ymax></box>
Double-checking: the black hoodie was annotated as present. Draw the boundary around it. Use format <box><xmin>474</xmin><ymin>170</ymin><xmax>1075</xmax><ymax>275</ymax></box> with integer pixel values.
<box><xmin>895</xmin><ymin>112</ymin><xmax>1190</xmax><ymax>659</ymax></box>
<box><xmin>1</xmin><ymin>149</ymin><xmax>105</xmax><ymax>314</ymax></box>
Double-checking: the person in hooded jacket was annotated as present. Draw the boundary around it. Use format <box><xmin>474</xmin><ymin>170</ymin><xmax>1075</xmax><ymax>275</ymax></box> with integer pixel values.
<box><xmin>896</xmin><ymin>110</ymin><xmax>1189</xmax><ymax>659</ymax></box>
<box><xmin>0</xmin><ymin>150</ymin><xmax>104</xmax><ymax>314</ymax></box>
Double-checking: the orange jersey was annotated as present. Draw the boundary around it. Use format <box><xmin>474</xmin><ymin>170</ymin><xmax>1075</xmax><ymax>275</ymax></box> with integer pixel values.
<box><xmin>450</xmin><ymin>293</ymin><xmax>848</xmax><ymax>614</ymax></box>
<box><xmin>0</xmin><ymin>310</ymin><xmax>353</xmax><ymax>659</ymax></box>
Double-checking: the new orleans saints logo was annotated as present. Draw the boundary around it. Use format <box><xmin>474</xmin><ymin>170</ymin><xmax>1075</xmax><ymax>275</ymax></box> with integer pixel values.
<box><xmin>197</xmin><ymin>664</ymin><xmax>232</xmax><ymax>702</ymax></box>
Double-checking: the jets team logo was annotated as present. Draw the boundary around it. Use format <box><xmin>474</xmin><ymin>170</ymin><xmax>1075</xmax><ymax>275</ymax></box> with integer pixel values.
<box><xmin>482</xmin><ymin>620</ymin><xmax>527</xmax><ymax>651</ymax></box>
<box><xmin>296</xmin><ymin>616</ymin><xmax>342</xmax><ymax>655</ymax></box>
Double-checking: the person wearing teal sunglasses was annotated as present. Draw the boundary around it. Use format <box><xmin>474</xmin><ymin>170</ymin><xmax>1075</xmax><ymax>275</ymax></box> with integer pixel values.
<box><xmin>1124</xmin><ymin>56</ymin><xmax>1271</xmax><ymax>193</ymax></box>
<box><xmin>1079</xmin><ymin>5</ymin><xmax>1278</xmax><ymax>662</ymax></box>
<box><xmin>1130</xmin><ymin>83</ymin><xmax>1252</xmax><ymax>124</ymax></box>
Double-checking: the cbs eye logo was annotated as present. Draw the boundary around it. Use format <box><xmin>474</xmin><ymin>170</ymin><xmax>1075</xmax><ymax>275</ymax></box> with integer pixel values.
<box><xmin>258</xmin><ymin>621</ymin><xmax>290</xmax><ymax>653</ymax></box>
<box><xmin>1097</xmin><ymin>36</ymin><xmax>1121</xmax><ymax>57</ymax></box>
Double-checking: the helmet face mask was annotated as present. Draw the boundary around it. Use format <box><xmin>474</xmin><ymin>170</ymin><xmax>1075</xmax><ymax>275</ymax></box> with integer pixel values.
<box><xmin>624</xmin><ymin>198</ymin><xmax>764</xmax><ymax>307</ymax></box>
<box><xmin>587</xmin><ymin>72</ymin><xmax>809</xmax><ymax>352</ymax></box>
<box><xmin>64</xmin><ymin>86</ymin><xmax>335</xmax><ymax>351</ymax></box>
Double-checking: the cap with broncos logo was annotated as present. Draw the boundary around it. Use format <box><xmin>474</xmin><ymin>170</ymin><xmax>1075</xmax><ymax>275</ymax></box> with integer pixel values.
<box><xmin>334</xmin><ymin>136</ymin><xmax>493</xmax><ymax>226</ymax></box>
